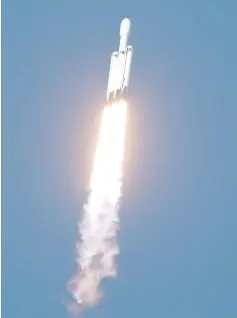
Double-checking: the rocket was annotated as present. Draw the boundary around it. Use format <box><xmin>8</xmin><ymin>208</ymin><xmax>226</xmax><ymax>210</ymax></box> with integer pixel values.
<box><xmin>106</xmin><ymin>18</ymin><xmax>133</xmax><ymax>103</ymax></box>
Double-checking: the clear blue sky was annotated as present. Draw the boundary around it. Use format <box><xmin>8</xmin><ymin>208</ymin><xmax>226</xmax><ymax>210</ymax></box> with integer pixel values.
<box><xmin>3</xmin><ymin>1</ymin><xmax>237</xmax><ymax>317</ymax></box>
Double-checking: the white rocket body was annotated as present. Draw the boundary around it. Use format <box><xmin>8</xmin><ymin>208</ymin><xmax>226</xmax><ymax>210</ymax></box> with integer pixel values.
<box><xmin>106</xmin><ymin>18</ymin><xmax>133</xmax><ymax>102</ymax></box>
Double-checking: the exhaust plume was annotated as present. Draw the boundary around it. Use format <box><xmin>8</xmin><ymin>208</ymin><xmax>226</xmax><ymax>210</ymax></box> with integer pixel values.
<box><xmin>68</xmin><ymin>100</ymin><xmax>128</xmax><ymax>308</ymax></box>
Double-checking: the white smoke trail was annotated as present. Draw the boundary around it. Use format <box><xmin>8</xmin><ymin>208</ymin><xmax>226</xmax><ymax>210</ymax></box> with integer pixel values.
<box><xmin>68</xmin><ymin>100</ymin><xmax>127</xmax><ymax>308</ymax></box>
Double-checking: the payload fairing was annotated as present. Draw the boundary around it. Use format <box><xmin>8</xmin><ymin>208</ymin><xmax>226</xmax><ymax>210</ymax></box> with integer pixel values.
<box><xmin>107</xmin><ymin>18</ymin><xmax>133</xmax><ymax>103</ymax></box>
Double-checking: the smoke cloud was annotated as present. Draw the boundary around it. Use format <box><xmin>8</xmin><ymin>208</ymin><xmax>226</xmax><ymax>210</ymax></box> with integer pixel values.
<box><xmin>68</xmin><ymin>101</ymin><xmax>127</xmax><ymax>308</ymax></box>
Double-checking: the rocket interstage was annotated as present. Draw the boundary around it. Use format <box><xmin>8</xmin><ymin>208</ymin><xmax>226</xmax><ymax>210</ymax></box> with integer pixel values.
<box><xmin>106</xmin><ymin>18</ymin><xmax>133</xmax><ymax>103</ymax></box>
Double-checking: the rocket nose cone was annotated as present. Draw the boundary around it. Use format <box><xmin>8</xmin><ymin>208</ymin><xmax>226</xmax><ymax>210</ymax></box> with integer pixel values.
<box><xmin>120</xmin><ymin>18</ymin><xmax>131</xmax><ymax>36</ymax></box>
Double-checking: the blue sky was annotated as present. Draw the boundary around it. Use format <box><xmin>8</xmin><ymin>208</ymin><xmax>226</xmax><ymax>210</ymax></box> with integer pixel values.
<box><xmin>2</xmin><ymin>1</ymin><xmax>237</xmax><ymax>317</ymax></box>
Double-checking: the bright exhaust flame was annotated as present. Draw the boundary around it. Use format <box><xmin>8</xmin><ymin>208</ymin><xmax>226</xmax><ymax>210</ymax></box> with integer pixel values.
<box><xmin>68</xmin><ymin>100</ymin><xmax>127</xmax><ymax>307</ymax></box>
